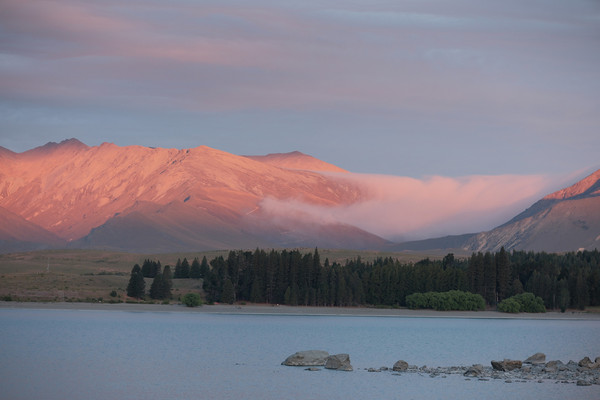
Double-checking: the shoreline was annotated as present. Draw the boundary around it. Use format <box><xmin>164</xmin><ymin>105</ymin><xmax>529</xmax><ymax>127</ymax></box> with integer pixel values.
<box><xmin>1</xmin><ymin>301</ymin><xmax>599</xmax><ymax>320</ymax></box>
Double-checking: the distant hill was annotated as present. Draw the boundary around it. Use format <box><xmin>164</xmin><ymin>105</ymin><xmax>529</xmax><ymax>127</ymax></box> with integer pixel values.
<box><xmin>391</xmin><ymin>169</ymin><xmax>600</xmax><ymax>253</ymax></box>
<box><xmin>389</xmin><ymin>234</ymin><xmax>478</xmax><ymax>252</ymax></box>
<box><xmin>463</xmin><ymin>169</ymin><xmax>600</xmax><ymax>252</ymax></box>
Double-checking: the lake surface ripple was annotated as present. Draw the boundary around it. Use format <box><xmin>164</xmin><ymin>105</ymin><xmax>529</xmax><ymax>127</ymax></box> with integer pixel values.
<box><xmin>1</xmin><ymin>309</ymin><xmax>599</xmax><ymax>399</ymax></box>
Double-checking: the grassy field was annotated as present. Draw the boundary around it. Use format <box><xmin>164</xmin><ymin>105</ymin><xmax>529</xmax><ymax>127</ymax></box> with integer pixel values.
<box><xmin>0</xmin><ymin>248</ymin><xmax>464</xmax><ymax>302</ymax></box>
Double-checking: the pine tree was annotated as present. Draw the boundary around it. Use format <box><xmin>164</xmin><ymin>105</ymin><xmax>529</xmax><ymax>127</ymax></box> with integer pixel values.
<box><xmin>495</xmin><ymin>247</ymin><xmax>510</xmax><ymax>301</ymax></box>
<box><xmin>190</xmin><ymin>257</ymin><xmax>201</xmax><ymax>279</ymax></box>
<box><xmin>557</xmin><ymin>279</ymin><xmax>570</xmax><ymax>312</ymax></box>
<box><xmin>126</xmin><ymin>264</ymin><xmax>145</xmax><ymax>299</ymax></box>
<box><xmin>221</xmin><ymin>278</ymin><xmax>235</xmax><ymax>304</ymax></box>
<box><xmin>174</xmin><ymin>259</ymin><xmax>182</xmax><ymax>278</ymax></box>
<box><xmin>483</xmin><ymin>252</ymin><xmax>496</xmax><ymax>305</ymax></box>
<box><xmin>199</xmin><ymin>256</ymin><xmax>210</xmax><ymax>278</ymax></box>
<box><xmin>141</xmin><ymin>259</ymin><xmax>153</xmax><ymax>278</ymax></box>
<box><xmin>150</xmin><ymin>272</ymin><xmax>164</xmax><ymax>299</ymax></box>
<box><xmin>180</xmin><ymin>258</ymin><xmax>190</xmax><ymax>279</ymax></box>
<box><xmin>575</xmin><ymin>269</ymin><xmax>589</xmax><ymax>310</ymax></box>
<box><xmin>162</xmin><ymin>265</ymin><xmax>173</xmax><ymax>299</ymax></box>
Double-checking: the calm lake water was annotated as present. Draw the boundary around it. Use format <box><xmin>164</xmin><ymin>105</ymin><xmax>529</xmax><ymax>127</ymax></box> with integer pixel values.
<box><xmin>1</xmin><ymin>308</ymin><xmax>599</xmax><ymax>400</ymax></box>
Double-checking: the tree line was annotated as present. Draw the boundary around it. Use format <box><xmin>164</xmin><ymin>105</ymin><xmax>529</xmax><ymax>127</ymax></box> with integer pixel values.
<box><xmin>126</xmin><ymin>248</ymin><xmax>600</xmax><ymax>310</ymax></box>
<box><xmin>126</xmin><ymin>262</ymin><xmax>173</xmax><ymax>300</ymax></box>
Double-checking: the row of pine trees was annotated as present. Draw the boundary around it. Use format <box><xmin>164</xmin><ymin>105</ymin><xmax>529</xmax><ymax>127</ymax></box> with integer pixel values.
<box><xmin>126</xmin><ymin>248</ymin><xmax>600</xmax><ymax>310</ymax></box>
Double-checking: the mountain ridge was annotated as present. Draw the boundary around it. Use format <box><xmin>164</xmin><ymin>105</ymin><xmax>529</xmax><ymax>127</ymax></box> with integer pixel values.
<box><xmin>0</xmin><ymin>139</ymin><xmax>374</xmax><ymax>252</ymax></box>
<box><xmin>0</xmin><ymin>139</ymin><xmax>597</xmax><ymax>253</ymax></box>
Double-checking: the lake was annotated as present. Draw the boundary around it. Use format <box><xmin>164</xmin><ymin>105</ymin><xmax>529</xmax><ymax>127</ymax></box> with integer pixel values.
<box><xmin>0</xmin><ymin>308</ymin><xmax>599</xmax><ymax>399</ymax></box>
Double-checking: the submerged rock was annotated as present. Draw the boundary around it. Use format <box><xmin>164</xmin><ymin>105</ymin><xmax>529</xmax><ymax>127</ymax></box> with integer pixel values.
<box><xmin>524</xmin><ymin>353</ymin><xmax>546</xmax><ymax>365</ymax></box>
<box><xmin>282</xmin><ymin>350</ymin><xmax>329</xmax><ymax>366</ymax></box>
<box><xmin>325</xmin><ymin>354</ymin><xmax>353</xmax><ymax>371</ymax></box>
<box><xmin>392</xmin><ymin>360</ymin><xmax>409</xmax><ymax>372</ymax></box>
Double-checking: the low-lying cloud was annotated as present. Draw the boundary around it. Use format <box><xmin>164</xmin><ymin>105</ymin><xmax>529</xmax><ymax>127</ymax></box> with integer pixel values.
<box><xmin>260</xmin><ymin>172</ymin><xmax>558</xmax><ymax>242</ymax></box>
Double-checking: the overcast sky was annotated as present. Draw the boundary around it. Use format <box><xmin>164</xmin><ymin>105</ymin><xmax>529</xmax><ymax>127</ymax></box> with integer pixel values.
<box><xmin>1</xmin><ymin>0</ymin><xmax>599</xmax><ymax>179</ymax></box>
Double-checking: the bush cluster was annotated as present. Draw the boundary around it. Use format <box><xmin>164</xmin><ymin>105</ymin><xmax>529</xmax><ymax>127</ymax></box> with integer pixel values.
<box><xmin>181</xmin><ymin>293</ymin><xmax>203</xmax><ymax>307</ymax></box>
<box><xmin>497</xmin><ymin>292</ymin><xmax>546</xmax><ymax>313</ymax></box>
<box><xmin>405</xmin><ymin>290</ymin><xmax>485</xmax><ymax>311</ymax></box>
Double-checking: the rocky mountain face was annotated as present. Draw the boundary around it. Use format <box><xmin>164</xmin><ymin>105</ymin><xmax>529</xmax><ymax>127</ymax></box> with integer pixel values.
<box><xmin>1</xmin><ymin>139</ymin><xmax>597</xmax><ymax>254</ymax></box>
<box><xmin>464</xmin><ymin>169</ymin><xmax>600</xmax><ymax>252</ymax></box>
<box><xmin>0</xmin><ymin>139</ymin><xmax>386</xmax><ymax>253</ymax></box>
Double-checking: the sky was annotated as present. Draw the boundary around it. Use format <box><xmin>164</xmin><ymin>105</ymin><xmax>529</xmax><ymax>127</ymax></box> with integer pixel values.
<box><xmin>1</xmin><ymin>0</ymin><xmax>599</xmax><ymax>239</ymax></box>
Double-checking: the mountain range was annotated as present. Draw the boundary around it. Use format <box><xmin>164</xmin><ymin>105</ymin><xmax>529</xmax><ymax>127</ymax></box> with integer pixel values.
<box><xmin>0</xmin><ymin>139</ymin><xmax>598</xmax><ymax>254</ymax></box>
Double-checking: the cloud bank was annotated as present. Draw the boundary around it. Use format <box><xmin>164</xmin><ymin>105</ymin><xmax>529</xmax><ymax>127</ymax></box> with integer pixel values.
<box><xmin>260</xmin><ymin>172</ymin><xmax>557</xmax><ymax>241</ymax></box>
<box><xmin>1</xmin><ymin>0</ymin><xmax>598</xmax><ymax>178</ymax></box>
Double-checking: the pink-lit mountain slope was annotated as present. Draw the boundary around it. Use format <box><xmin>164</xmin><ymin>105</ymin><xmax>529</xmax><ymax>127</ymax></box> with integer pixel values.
<box><xmin>0</xmin><ymin>139</ymin><xmax>386</xmax><ymax>253</ymax></box>
<box><xmin>464</xmin><ymin>169</ymin><xmax>600</xmax><ymax>252</ymax></box>
<box><xmin>0</xmin><ymin>206</ymin><xmax>66</xmax><ymax>252</ymax></box>
<box><xmin>244</xmin><ymin>151</ymin><xmax>347</xmax><ymax>173</ymax></box>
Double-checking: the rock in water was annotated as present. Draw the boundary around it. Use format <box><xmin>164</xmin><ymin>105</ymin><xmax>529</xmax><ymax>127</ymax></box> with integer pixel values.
<box><xmin>491</xmin><ymin>359</ymin><xmax>522</xmax><ymax>371</ymax></box>
<box><xmin>578</xmin><ymin>357</ymin><xmax>593</xmax><ymax>368</ymax></box>
<box><xmin>524</xmin><ymin>353</ymin><xmax>546</xmax><ymax>365</ymax></box>
<box><xmin>393</xmin><ymin>360</ymin><xmax>409</xmax><ymax>372</ymax></box>
<box><xmin>543</xmin><ymin>360</ymin><xmax>562</xmax><ymax>373</ymax></box>
<box><xmin>282</xmin><ymin>350</ymin><xmax>330</xmax><ymax>366</ymax></box>
<box><xmin>464</xmin><ymin>364</ymin><xmax>484</xmax><ymax>377</ymax></box>
<box><xmin>325</xmin><ymin>354</ymin><xmax>353</xmax><ymax>371</ymax></box>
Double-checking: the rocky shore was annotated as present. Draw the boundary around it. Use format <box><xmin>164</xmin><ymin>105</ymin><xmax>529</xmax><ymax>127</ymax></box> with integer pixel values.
<box><xmin>282</xmin><ymin>351</ymin><xmax>600</xmax><ymax>386</ymax></box>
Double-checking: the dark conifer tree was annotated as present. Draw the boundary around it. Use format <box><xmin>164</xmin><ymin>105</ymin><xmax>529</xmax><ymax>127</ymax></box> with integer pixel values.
<box><xmin>162</xmin><ymin>265</ymin><xmax>173</xmax><ymax>299</ymax></box>
<box><xmin>190</xmin><ymin>257</ymin><xmax>201</xmax><ymax>279</ymax></box>
<box><xmin>174</xmin><ymin>258</ymin><xmax>182</xmax><ymax>278</ymax></box>
<box><xmin>199</xmin><ymin>256</ymin><xmax>210</xmax><ymax>278</ymax></box>
<box><xmin>126</xmin><ymin>264</ymin><xmax>145</xmax><ymax>299</ymax></box>
<box><xmin>483</xmin><ymin>252</ymin><xmax>496</xmax><ymax>305</ymax></box>
<box><xmin>557</xmin><ymin>278</ymin><xmax>570</xmax><ymax>312</ymax></box>
<box><xmin>575</xmin><ymin>269</ymin><xmax>589</xmax><ymax>310</ymax></box>
<box><xmin>150</xmin><ymin>272</ymin><xmax>164</xmax><ymax>299</ymax></box>
<box><xmin>495</xmin><ymin>247</ymin><xmax>510</xmax><ymax>301</ymax></box>
<box><xmin>221</xmin><ymin>278</ymin><xmax>235</xmax><ymax>304</ymax></box>
<box><xmin>141</xmin><ymin>259</ymin><xmax>152</xmax><ymax>278</ymax></box>
<box><xmin>180</xmin><ymin>258</ymin><xmax>190</xmax><ymax>279</ymax></box>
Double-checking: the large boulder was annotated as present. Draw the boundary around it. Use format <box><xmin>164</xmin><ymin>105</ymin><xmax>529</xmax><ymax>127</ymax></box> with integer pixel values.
<box><xmin>392</xmin><ymin>360</ymin><xmax>409</xmax><ymax>372</ymax></box>
<box><xmin>282</xmin><ymin>350</ymin><xmax>330</xmax><ymax>366</ymax></box>
<box><xmin>325</xmin><ymin>354</ymin><xmax>353</xmax><ymax>371</ymax></box>
<box><xmin>464</xmin><ymin>364</ymin><xmax>484</xmax><ymax>377</ymax></box>
<box><xmin>524</xmin><ymin>353</ymin><xmax>546</xmax><ymax>365</ymax></box>
<box><xmin>578</xmin><ymin>357</ymin><xmax>593</xmax><ymax>368</ymax></box>
<box><xmin>491</xmin><ymin>359</ymin><xmax>522</xmax><ymax>371</ymax></box>
<box><xmin>543</xmin><ymin>360</ymin><xmax>563</xmax><ymax>373</ymax></box>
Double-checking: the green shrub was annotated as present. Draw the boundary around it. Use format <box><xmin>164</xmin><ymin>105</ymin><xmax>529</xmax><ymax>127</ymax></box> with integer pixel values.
<box><xmin>109</xmin><ymin>290</ymin><xmax>118</xmax><ymax>297</ymax></box>
<box><xmin>497</xmin><ymin>298</ymin><xmax>521</xmax><ymax>313</ymax></box>
<box><xmin>182</xmin><ymin>293</ymin><xmax>203</xmax><ymax>307</ymax></box>
<box><xmin>497</xmin><ymin>292</ymin><xmax>545</xmax><ymax>313</ymax></box>
<box><xmin>405</xmin><ymin>290</ymin><xmax>484</xmax><ymax>311</ymax></box>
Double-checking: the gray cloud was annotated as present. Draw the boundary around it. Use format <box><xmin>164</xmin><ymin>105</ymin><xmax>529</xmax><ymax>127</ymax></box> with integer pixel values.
<box><xmin>0</xmin><ymin>0</ymin><xmax>598</xmax><ymax>178</ymax></box>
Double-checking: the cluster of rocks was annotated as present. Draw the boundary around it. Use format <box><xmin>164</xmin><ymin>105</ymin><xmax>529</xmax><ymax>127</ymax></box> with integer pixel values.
<box><xmin>367</xmin><ymin>353</ymin><xmax>600</xmax><ymax>386</ymax></box>
<box><xmin>282</xmin><ymin>351</ymin><xmax>600</xmax><ymax>386</ymax></box>
<box><xmin>282</xmin><ymin>350</ymin><xmax>353</xmax><ymax>371</ymax></box>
